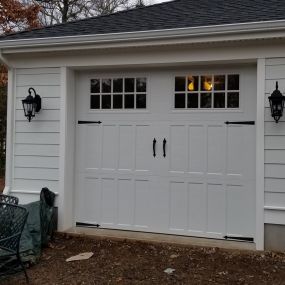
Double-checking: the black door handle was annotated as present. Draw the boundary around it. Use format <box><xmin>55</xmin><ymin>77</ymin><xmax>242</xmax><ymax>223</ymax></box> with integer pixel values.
<box><xmin>153</xmin><ymin>138</ymin><xmax>156</xmax><ymax>157</ymax></box>
<box><xmin>163</xmin><ymin>138</ymin><xmax>167</xmax><ymax>157</ymax></box>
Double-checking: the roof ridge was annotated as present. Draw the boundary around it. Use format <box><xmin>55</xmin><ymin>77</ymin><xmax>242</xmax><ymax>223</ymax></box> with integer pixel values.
<box><xmin>0</xmin><ymin>0</ymin><xmax>178</xmax><ymax>39</ymax></box>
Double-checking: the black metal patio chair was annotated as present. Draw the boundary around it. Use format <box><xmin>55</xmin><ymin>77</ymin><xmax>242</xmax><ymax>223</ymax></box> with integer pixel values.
<box><xmin>0</xmin><ymin>202</ymin><xmax>29</xmax><ymax>283</ymax></box>
<box><xmin>0</xmin><ymin>194</ymin><xmax>19</xmax><ymax>205</ymax></box>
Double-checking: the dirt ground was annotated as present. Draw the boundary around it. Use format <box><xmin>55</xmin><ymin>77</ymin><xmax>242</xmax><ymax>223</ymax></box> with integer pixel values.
<box><xmin>2</xmin><ymin>234</ymin><xmax>285</xmax><ymax>285</ymax></box>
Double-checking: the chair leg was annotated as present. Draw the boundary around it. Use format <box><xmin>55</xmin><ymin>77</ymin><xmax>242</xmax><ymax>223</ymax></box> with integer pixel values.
<box><xmin>17</xmin><ymin>252</ymin><xmax>29</xmax><ymax>284</ymax></box>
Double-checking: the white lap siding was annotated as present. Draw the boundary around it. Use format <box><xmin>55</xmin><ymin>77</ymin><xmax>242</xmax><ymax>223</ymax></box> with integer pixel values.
<box><xmin>265</xmin><ymin>59</ymin><xmax>285</xmax><ymax>224</ymax></box>
<box><xmin>11</xmin><ymin>68</ymin><xmax>60</xmax><ymax>203</ymax></box>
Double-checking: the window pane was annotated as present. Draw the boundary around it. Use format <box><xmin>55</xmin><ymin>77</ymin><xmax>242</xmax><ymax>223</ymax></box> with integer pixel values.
<box><xmin>175</xmin><ymin>77</ymin><xmax>185</xmax><ymax>92</ymax></box>
<box><xmin>187</xmin><ymin>76</ymin><xmax>199</xmax><ymax>91</ymax></box>
<box><xmin>228</xmin><ymin>74</ymin><xmax>239</xmax><ymax>90</ymax></box>
<box><xmin>175</xmin><ymin>93</ymin><xmax>185</xmax><ymax>108</ymax></box>
<box><xmin>102</xmin><ymin>95</ymin><xmax>111</xmax><ymax>109</ymax></box>
<box><xmin>91</xmin><ymin>79</ymin><xmax>100</xmax><ymax>93</ymax></box>
<box><xmin>113</xmin><ymin>78</ymin><xmax>123</xmax><ymax>93</ymax></box>
<box><xmin>136</xmin><ymin>94</ymin><xmax>146</xmax><ymax>109</ymax></box>
<box><xmin>201</xmin><ymin>93</ymin><xmax>212</xmax><ymax>108</ymax></box>
<box><xmin>214</xmin><ymin>92</ymin><xmax>225</xmax><ymax>108</ymax></box>
<box><xmin>125</xmin><ymin>78</ymin><xmax>135</xmax><ymax>92</ymax></box>
<box><xmin>201</xmin><ymin>76</ymin><xmax>213</xmax><ymax>91</ymax></box>
<box><xmin>125</xmin><ymin>94</ymin><xmax>134</xmax><ymax>108</ymax></box>
<box><xmin>113</xmin><ymin>94</ymin><xmax>123</xmax><ymax>109</ymax></box>
<box><xmin>136</xmin><ymin>78</ymin><xmax>147</xmax><ymax>92</ymax></box>
<box><xmin>227</xmin><ymin>92</ymin><xmax>239</xmax><ymax>108</ymax></box>
<box><xmin>214</xmin><ymin>75</ymin><xmax>225</xmax><ymax>91</ymax></box>
<box><xmin>187</xmin><ymin>93</ymin><xmax>198</xmax><ymax>108</ymax></box>
<box><xmin>90</xmin><ymin>95</ymin><xmax>100</xmax><ymax>109</ymax></box>
<box><xmin>102</xmin><ymin>79</ymin><xmax>111</xmax><ymax>93</ymax></box>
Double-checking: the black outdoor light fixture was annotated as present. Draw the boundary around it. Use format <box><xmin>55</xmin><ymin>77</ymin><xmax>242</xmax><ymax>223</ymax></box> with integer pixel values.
<box><xmin>268</xmin><ymin>81</ymin><xmax>285</xmax><ymax>123</ymax></box>
<box><xmin>22</xmin><ymin>87</ymin><xmax>41</xmax><ymax>122</ymax></box>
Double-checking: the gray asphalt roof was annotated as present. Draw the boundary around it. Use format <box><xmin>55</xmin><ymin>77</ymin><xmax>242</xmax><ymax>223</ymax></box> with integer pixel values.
<box><xmin>1</xmin><ymin>0</ymin><xmax>285</xmax><ymax>41</ymax></box>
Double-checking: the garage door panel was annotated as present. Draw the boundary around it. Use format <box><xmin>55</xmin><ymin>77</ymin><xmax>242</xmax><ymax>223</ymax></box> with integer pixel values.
<box><xmin>169</xmin><ymin>182</ymin><xmax>188</xmax><ymax>231</ymax></box>
<box><xmin>207</xmin><ymin>184</ymin><xmax>226</xmax><ymax>235</ymax></box>
<box><xmin>169</xmin><ymin>126</ymin><xmax>188</xmax><ymax>173</ymax></box>
<box><xmin>188</xmin><ymin>125</ymin><xmax>206</xmax><ymax>174</ymax></box>
<box><xmin>226</xmin><ymin>185</ymin><xmax>255</xmax><ymax>237</ymax></box>
<box><xmin>119</xmin><ymin>125</ymin><xmax>135</xmax><ymax>171</ymax></box>
<box><xmin>117</xmin><ymin>179</ymin><xmax>135</xmax><ymax>226</ymax></box>
<box><xmin>101</xmin><ymin>178</ymin><xmax>117</xmax><ymax>226</ymax></box>
<box><xmin>188</xmin><ymin>182</ymin><xmax>207</xmax><ymax>232</ymax></box>
<box><xmin>207</xmin><ymin>125</ymin><xmax>226</xmax><ymax>175</ymax></box>
<box><xmin>135</xmin><ymin>125</ymin><xmax>152</xmax><ymax>172</ymax></box>
<box><xmin>85</xmin><ymin>125</ymin><xmax>102</xmax><ymax>169</ymax></box>
<box><xmin>102</xmin><ymin>125</ymin><xmax>118</xmax><ymax>170</ymax></box>
<box><xmin>134</xmin><ymin>179</ymin><xmax>151</xmax><ymax>228</ymax></box>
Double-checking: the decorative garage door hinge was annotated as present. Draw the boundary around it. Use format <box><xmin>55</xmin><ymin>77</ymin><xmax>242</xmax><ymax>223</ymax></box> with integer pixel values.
<box><xmin>224</xmin><ymin>235</ymin><xmax>254</xmax><ymax>242</ymax></box>
<box><xmin>225</xmin><ymin>121</ymin><xmax>255</xmax><ymax>125</ymax></box>
<box><xmin>76</xmin><ymin>222</ymin><xmax>100</xmax><ymax>228</ymax></box>
<box><xmin>78</xmin><ymin>121</ymin><xmax>102</xmax><ymax>124</ymax></box>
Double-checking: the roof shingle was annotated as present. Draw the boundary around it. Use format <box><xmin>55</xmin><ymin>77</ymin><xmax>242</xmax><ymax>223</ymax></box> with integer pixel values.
<box><xmin>1</xmin><ymin>0</ymin><xmax>285</xmax><ymax>41</ymax></box>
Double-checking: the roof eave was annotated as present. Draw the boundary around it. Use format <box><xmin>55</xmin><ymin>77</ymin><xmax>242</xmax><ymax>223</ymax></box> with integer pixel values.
<box><xmin>2</xmin><ymin>19</ymin><xmax>285</xmax><ymax>53</ymax></box>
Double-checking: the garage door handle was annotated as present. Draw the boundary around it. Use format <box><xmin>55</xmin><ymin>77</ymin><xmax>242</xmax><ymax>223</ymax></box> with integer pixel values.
<box><xmin>153</xmin><ymin>138</ymin><xmax>157</xmax><ymax>157</ymax></box>
<box><xmin>163</xmin><ymin>138</ymin><xmax>167</xmax><ymax>158</ymax></box>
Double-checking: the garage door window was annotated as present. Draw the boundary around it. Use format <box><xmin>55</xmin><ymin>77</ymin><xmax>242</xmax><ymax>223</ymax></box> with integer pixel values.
<box><xmin>174</xmin><ymin>74</ymin><xmax>239</xmax><ymax>109</ymax></box>
<box><xmin>90</xmin><ymin>77</ymin><xmax>147</xmax><ymax>110</ymax></box>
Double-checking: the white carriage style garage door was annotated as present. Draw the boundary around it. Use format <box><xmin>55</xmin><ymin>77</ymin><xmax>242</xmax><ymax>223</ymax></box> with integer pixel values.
<box><xmin>75</xmin><ymin>65</ymin><xmax>257</xmax><ymax>241</ymax></box>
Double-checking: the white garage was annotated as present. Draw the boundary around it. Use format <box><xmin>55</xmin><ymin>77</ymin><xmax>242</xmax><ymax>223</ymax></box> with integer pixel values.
<box><xmin>75</xmin><ymin>66</ymin><xmax>256</xmax><ymax>240</ymax></box>
<box><xmin>5</xmin><ymin>0</ymin><xmax>285</xmax><ymax>251</ymax></box>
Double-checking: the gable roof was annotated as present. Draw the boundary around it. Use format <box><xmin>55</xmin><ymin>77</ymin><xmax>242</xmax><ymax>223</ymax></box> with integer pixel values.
<box><xmin>1</xmin><ymin>0</ymin><xmax>285</xmax><ymax>41</ymax></box>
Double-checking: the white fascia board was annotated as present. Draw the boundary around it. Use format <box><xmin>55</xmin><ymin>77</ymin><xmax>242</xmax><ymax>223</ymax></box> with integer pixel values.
<box><xmin>1</xmin><ymin>19</ymin><xmax>285</xmax><ymax>53</ymax></box>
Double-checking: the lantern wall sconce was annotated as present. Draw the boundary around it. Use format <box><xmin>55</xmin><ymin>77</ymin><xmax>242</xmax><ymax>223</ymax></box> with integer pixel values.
<box><xmin>22</xmin><ymin>87</ymin><xmax>41</xmax><ymax>122</ymax></box>
<box><xmin>268</xmin><ymin>81</ymin><xmax>285</xmax><ymax>123</ymax></box>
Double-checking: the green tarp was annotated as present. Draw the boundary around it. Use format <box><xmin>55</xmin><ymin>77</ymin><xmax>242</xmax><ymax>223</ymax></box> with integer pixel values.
<box><xmin>20</xmin><ymin>188</ymin><xmax>57</xmax><ymax>264</ymax></box>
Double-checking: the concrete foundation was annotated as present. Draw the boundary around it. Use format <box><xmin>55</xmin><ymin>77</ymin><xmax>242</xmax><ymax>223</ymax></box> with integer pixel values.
<box><xmin>66</xmin><ymin>227</ymin><xmax>256</xmax><ymax>251</ymax></box>
<box><xmin>265</xmin><ymin>224</ymin><xmax>285</xmax><ymax>251</ymax></box>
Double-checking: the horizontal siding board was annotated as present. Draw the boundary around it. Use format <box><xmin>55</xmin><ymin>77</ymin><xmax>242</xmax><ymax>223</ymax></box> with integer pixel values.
<box><xmin>265</xmin><ymin>136</ymin><xmax>285</xmax><ymax>150</ymax></box>
<box><xmin>265</xmin><ymin>192</ymin><xmax>285</xmax><ymax>207</ymax></box>
<box><xmin>265</xmin><ymin>178</ymin><xmax>285</xmax><ymax>193</ymax></box>
<box><xmin>13</xmin><ymin>179</ymin><xmax>59</xmax><ymax>193</ymax></box>
<box><xmin>14</xmin><ymin>167</ymin><xmax>59</xmax><ymax>180</ymax></box>
<box><xmin>16</xmin><ymin>68</ymin><xmax>60</xmax><ymax>75</ymax></box>
<box><xmin>265</xmin><ymin>79</ymin><xmax>285</xmax><ymax>94</ymax></box>
<box><xmin>264</xmin><ymin>122</ymin><xmax>285</xmax><ymax>136</ymax></box>
<box><xmin>14</xmin><ymin>156</ymin><xmax>59</xmax><ymax>168</ymax></box>
<box><xmin>16</xmin><ymin>73</ymin><xmax>60</xmax><ymax>86</ymax></box>
<box><xmin>265</xmin><ymin>164</ymin><xmax>285</xmax><ymax>179</ymax></box>
<box><xmin>15</xmin><ymin>133</ymin><xmax>59</xmax><ymax>145</ymax></box>
<box><xmin>265</xmin><ymin>65</ymin><xmax>285</xmax><ymax>80</ymax></box>
<box><xmin>16</xmin><ymin>86</ymin><xmax>60</xmax><ymax>98</ymax></box>
<box><xmin>15</xmin><ymin>121</ymin><xmax>60</xmax><ymax>133</ymax></box>
<box><xmin>265</xmin><ymin>209</ymin><xmax>285</xmax><ymax>225</ymax></box>
<box><xmin>14</xmin><ymin>144</ymin><xmax>59</xmax><ymax>157</ymax></box>
<box><xmin>266</xmin><ymin>58</ymin><xmax>285</xmax><ymax>66</ymax></box>
<box><xmin>265</xmin><ymin>150</ymin><xmax>285</xmax><ymax>164</ymax></box>
<box><xmin>15</xmin><ymin>109</ymin><xmax>60</xmax><ymax>121</ymax></box>
<box><xmin>16</xmin><ymin>97</ymin><xmax>60</xmax><ymax>110</ymax></box>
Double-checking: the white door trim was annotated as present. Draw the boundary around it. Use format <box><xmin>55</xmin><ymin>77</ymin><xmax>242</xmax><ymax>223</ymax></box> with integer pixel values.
<box><xmin>255</xmin><ymin>58</ymin><xmax>265</xmax><ymax>250</ymax></box>
<box><xmin>4</xmin><ymin>68</ymin><xmax>15</xmax><ymax>194</ymax></box>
